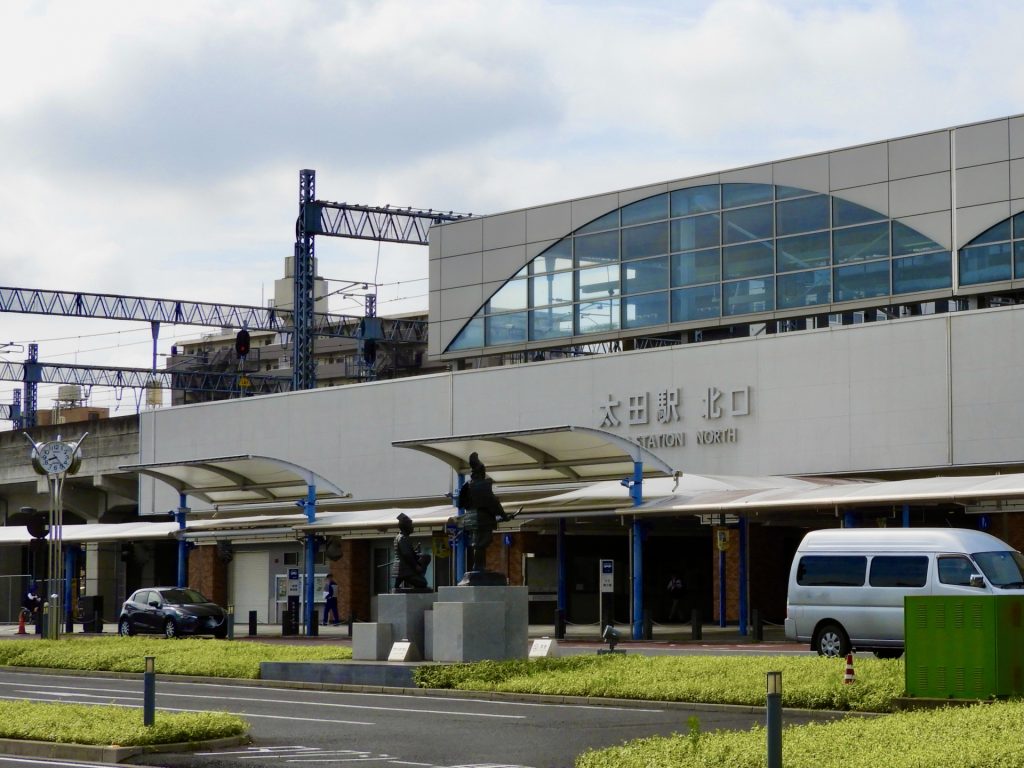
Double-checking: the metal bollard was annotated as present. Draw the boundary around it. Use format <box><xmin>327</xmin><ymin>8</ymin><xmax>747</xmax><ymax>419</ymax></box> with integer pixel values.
<box><xmin>347</xmin><ymin>613</ymin><xmax>354</xmax><ymax>638</ymax></box>
<box><xmin>281</xmin><ymin>609</ymin><xmax>291</xmax><ymax>636</ymax></box>
<box><xmin>554</xmin><ymin>608</ymin><xmax>566</xmax><ymax>640</ymax></box>
<box><xmin>766</xmin><ymin>671</ymin><xmax>782</xmax><ymax>768</ymax></box>
<box><xmin>248</xmin><ymin>610</ymin><xmax>257</xmax><ymax>637</ymax></box>
<box><xmin>143</xmin><ymin>656</ymin><xmax>156</xmax><ymax>727</ymax></box>
<box><xmin>226</xmin><ymin>605</ymin><xmax>234</xmax><ymax>640</ymax></box>
<box><xmin>691</xmin><ymin>608</ymin><xmax>702</xmax><ymax>640</ymax></box>
<box><xmin>751</xmin><ymin>609</ymin><xmax>763</xmax><ymax>642</ymax></box>
<box><xmin>310</xmin><ymin>610</ymin><xmax>319</xmax><ymax>637</ymax></box>
<box><xmin>642</xmin><ymin>609</ymin><xmax>653</xmax><ymax>641</ymax></box>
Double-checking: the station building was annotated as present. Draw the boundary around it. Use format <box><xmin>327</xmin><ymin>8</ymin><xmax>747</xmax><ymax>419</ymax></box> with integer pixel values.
<box><xmin>12</xmin><ymin>113</ymin><xmax>1024</xmax><ymax>638</ymax></box>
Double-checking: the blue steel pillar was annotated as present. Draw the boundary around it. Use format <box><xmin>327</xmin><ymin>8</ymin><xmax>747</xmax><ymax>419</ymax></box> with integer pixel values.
<box><xmin>902</xmin><ymin>503</ymin><xmax>910</xmax><ymax>527</ymax></box>
<box><xmin>63</xmin><ymin>546</ymin><xmax>76</xmax><ymax>630</ymax></box>
<box><xmin>629</xmin><ymin>460</ymin><xmax>644</xmax><ymax>641</ymax></box>
<box><xmin>738</xmin><ymin>517</ymin><xmax>748</xmax><ymax>637</ymax></box>
<box><xmin>303</xmin><ymin>485</ymin><xmax>317</xmax><ymax>636</ymax></box>
<box><xmin>176</xmin><ymin>494</ymin><xmax>189</xmax><ymax>588</ymax></box>
<box><xmin>844</xmin><ymin>510</ymin><xmax>856</xmax><ymax>528</ymax></box>
<box><xmin>454</xmin><ymin>474</ymin><xmax>466</xmax><ymax>583</ymax></box>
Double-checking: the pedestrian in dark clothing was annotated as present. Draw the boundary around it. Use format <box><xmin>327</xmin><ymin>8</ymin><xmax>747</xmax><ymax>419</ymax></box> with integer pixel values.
<box><xmin>22</xmin><ymin>582</ymin><xmax>42</xmax><ymax>615</ymax></box>
<box><xmin>322</xmin><ymin>576</ymin><xmax>340</xmax><ymax>625</ymax></box>
<box><xmin>667</xmin><ymin>573</ymin><xmax>685</xmax><ymax>621</ymax></box>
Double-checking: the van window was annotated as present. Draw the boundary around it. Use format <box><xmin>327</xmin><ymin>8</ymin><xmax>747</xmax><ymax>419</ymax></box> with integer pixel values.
<box><xmin>973</xmin><ymin>550</ymin><xmax>1024</xmax><ymax>588</ymax></box>
<box><xmin>869</xmin><ymin>555</ymin><xmax>928</xmax><ymax>587</ymax></box>
<box><xmin>938</xmin><ymin>555</ymin><xmax>979</xmax><ymax>586</ymax></box>
<box><xmin>796</xmin><ymin>555</ymin><xmax>866</xmax><ymax>586</ymax></box>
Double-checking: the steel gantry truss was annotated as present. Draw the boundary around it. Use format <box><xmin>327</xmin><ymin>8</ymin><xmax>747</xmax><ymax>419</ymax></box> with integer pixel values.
<box><xmin>291</xmin><ymin>169</ymin><xmax>470</xmax><ymax>390</ymax></box>
<box><xmin>1</xmin><ymin>169</ymin><xmax>471</xmax><ymax>423</ymax></box>
<box><xmin>0</xmin><ymin>285</ymin><xmax>429</xmax><ymax>339</ymax></box>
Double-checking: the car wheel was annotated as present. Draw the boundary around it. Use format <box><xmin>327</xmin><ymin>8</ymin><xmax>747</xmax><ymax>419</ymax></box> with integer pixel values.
<box><xmin>118</xmin><ymin>618</ymin><xmax>134</xmax><ymax>637</ymax></box>
<box><xmin>164</xmin><ymin>618</ymin><xmax>178</xmax><ymax>639</ymax></box>
<box><xmin>813</xmin><ymin>622</ymin><xmax>850</xmax><ymax>657</ymax></box>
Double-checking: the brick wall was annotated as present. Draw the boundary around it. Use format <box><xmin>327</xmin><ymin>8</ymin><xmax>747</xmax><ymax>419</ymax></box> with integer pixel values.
<box><xmin>188</xmin><ymin>545</ymin><xmax>228</xmax><ymax>607</ymax></box>
<box><xmin>333</xmin><ymin>539</ymin><xmax>371</xmax><ymax>621</ymax></box>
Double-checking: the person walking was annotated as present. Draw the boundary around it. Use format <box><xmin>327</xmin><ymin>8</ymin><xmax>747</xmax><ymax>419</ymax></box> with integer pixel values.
<box><xmin>22</xmin><ymin>581</ymin><xmax>42</xmax><ymax>616</ymax></box>
<box><xmin>322</xmin><ymin>575</ymin><xmax>340</xmax><ymax>626</ymax></box>
<box><xmin>666</xmin><ymin>573</ymin><xmax>685</xmax><ymax>622</ymax></box>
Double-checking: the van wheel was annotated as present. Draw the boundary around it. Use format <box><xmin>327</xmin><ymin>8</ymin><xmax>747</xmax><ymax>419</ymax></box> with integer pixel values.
<box><xmin>813</xmin><ymin>622</ymin><xmax>849</xmax><ymax>657</ymax></box>
<box><xmin>873</xmin><ymin>649</ymin><xmax>903</xmax><ymax>659</ymax></box>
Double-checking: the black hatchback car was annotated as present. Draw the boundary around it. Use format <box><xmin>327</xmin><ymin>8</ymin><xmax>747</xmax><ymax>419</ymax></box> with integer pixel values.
<box><xmin>118</xmin><ymin>587</ymin><xmax>227</xmax><ymax>639</ymax></box>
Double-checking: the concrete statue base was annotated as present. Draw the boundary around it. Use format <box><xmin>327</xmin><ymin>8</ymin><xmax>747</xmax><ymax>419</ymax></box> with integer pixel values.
<box><xmin>432</xmin><ymin>585</ymin><xmax>528</xmax><ymax>661</ymax></box>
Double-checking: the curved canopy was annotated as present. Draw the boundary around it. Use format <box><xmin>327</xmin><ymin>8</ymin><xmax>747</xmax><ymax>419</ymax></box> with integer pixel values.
<box><xmin>394</xmin><ymin>425</ymin><xmax>676</xmax><ymax>485</ymax></box>
<box><xmin>119</xmin><ymin>454</ymin><xmax>349</xmax><ymax>505</ymax></box>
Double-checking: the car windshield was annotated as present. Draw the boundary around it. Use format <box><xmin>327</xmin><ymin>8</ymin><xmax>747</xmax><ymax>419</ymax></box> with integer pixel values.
<box><xmin>159</xmin><ymin>588</ymin><xmax>211</xmax><ymax>605</ymax></box>
<box><xmin>972</xmin><ymin>550</ymin><xmax>1024</xmax><ymax>588</ymax></box>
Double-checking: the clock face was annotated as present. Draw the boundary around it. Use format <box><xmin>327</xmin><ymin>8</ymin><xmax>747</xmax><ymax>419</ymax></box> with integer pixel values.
<box><xmin>37</xmin><ymin>441</ymin><xmax>75</xmax><ymax>474</ymax></box>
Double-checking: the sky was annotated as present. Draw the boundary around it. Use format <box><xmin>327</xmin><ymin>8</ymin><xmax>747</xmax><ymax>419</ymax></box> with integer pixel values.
<box><xmin>1</xmin><ymin>0</ymin><xmax>1023</xmax><ymax>415</ymax></box>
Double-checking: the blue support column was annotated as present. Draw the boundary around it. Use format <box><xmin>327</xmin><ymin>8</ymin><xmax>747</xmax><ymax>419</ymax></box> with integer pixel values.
<box><xmin>63</xmin><ymin>546</ymin><xmax>75</xmax><ymax>629</ymax></box>
<box><xmin>738</xmin><ymin>517</ymin><xmax>748</xmax><ymax>636</ymax></box>
<box><xmin>303</xmin><ymin>485</ymin><xmax>316</xmax><ymax>636</ymax></box>
<box><xmin>630</xmin><ymin>460</ymin><xmax>644</xmax><ymax>641</ymax></box>
<box><xmin>844</xmin><ymin>510</ymin><xmax>856</xmax><ymax>528</ymax></box>
<box><xmin>902</xmin><ymin>503</ymin><xmax>910</xmax><ymax>527</ymax></box>
<box><xmin>176</xmin><ymin>494</ymin><xmax>189</xmax><ymax>588</ymax></box>
<box><xmin>454</xmin><ymin>473</ymin><xmax>466</xmax><ymax>584</ymax></box>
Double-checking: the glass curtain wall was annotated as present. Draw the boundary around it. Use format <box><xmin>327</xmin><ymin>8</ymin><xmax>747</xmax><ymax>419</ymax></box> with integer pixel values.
<box><xmin>449</xmin><ymin>183</ymin><xmax>951</xmax><ymax>352</ymax></box>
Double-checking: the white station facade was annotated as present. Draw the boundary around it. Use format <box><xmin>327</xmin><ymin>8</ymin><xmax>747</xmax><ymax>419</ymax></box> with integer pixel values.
<box><xmin>131</xmin><ymin>113</ymin><xmax>1024</xmax><ymax>638</ymax></box>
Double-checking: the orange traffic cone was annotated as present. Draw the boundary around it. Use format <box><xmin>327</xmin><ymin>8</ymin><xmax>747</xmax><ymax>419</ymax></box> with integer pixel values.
<box><xmin>16</xmin><ymin>611</ymin><xmax>26</xmax><ymax>635</ymax></box>
<box><xmin>843</xmin><ymin>652</ymin><xmax>855</xmax><ymax>684</ymax></box>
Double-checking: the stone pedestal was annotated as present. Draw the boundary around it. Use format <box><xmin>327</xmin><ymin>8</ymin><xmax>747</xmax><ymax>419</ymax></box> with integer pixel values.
<box><xmin>352</xmin><ymin>622</ymin><xmax>392</xmax><ymax>661</ymax></box>
<box><xmin>376</xmin><ymin>592</ymin><xmax>437</xmax><ymax>660</ymax></box>
<box><xmin>433</xmin><ymin>601</ymin><xmax>506</xmax><ymax>662</ymax></box>
<box><xmin>432</xmin><ymin>585</ymin><xmax>528</xmax><ymax>661</ymax></box>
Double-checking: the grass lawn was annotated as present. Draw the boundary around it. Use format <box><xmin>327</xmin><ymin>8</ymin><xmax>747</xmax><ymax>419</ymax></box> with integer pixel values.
<box><xmin>0</xmin><ymin>636</ymin><xmax>351</xmax><ymax>679</ymax></box>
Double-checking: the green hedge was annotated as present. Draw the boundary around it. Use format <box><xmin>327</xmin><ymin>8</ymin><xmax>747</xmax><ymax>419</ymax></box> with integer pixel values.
<box><xmin>414</xmin><ymin>655</ymin><xmax>903</xmax><ymax>712</ymax></box>
<box><xmin>577</xmin><ymin>700</ymin><xmax>1024</xmax><ymax>768</ymax></box>
<box><xmin>0</xmin><ymin>637</ymin><xmax>351</xmax><ymax>679</ymax></box>
<box><xmin>0</xmin><ymin>700</ymin><xmax>246</xmax><ymax>746</ymax></box>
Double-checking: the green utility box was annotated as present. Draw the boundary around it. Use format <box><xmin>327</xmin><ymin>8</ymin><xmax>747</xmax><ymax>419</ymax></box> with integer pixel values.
<box><xmin>904</xmin><ymin>595</ymin><xmax>1024</xmax><ymax>699</ymax></box>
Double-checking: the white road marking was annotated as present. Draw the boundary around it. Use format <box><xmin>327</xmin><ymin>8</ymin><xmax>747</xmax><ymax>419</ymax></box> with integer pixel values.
<box><xmin>0</xmin><ymin>695</ymin><xmax>374</xmax><ymax>725</ymax></box>
<box><xmin>0</xmin><ymin>681</ymin><xmax>526</xmax><ymax>719</ymax></box>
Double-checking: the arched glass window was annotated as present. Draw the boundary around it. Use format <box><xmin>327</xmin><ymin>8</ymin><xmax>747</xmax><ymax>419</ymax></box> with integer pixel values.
<box><xmin>446</xmin><ymin>183</ymin><xmax>951</xmax><ymax>352</ymax></box>
<box><xmin>958</xmin><ymin>214</ymin><xmax>1024</xmax><ymax>287</ymax></box>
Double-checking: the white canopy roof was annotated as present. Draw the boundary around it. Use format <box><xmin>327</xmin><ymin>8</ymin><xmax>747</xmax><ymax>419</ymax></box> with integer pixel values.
<box><xmin>394</xmin><ymin>426</ymin><xmax>675</xmax><ymax>485</ymax></box>
<box><xmin>622</xmin><ymin>472</ymin><xmax>1024</xmax><ymax>516</ymax></box>
<box><xmin>119</xmin><ymin>455</ymin><xmax>349</xmax><ymax>505</ymax></box>
<box><xmin>0</xmin><ymin>521</ymin><xmax>179</xmax><ymax>545</ymax></box>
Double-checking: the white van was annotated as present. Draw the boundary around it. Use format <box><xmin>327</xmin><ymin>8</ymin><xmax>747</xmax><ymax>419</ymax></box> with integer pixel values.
<box><xmin>785</xmin><ymin>528</ymin><xmax>1024</xmax><ymax>657</ymax></box>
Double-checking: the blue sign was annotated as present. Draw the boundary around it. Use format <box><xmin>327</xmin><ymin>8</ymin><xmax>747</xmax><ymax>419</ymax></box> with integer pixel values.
<box><xmin>601</xmin><ymin>560</ymin><xmax>614</xmax><ymax>574</ymax></box>
<box><xmin>979</xmin><ymin>515</ymin><xmax>990</xmax><ymax>530</ymax></box>
<box><xmin>503</xmin><ymin>534</ymin><xmax>512</xmax><ymax>546</ymax></box>
<box><xmin>288</xmin><ymin>568</ymin><xmax>299</xmax><ymax>580</ymax></box>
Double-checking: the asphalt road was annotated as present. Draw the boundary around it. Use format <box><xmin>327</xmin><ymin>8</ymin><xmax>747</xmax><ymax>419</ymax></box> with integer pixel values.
<box><xmin>0</xmin><ymin>669</ymin><xmax>842</xmax><ymax>768</ymax></box>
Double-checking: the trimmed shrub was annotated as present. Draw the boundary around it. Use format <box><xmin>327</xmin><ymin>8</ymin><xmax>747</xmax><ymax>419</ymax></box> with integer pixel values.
<box><xmin>0</xmin><ymin>700</ymin><xmax>246</xmax><ymax>746</ymax></box>
<box><xmin>577</xmin><ymin>700</ymin><xmax>1024</xmax><ymax>768</ymax></box>
<box><xmin>414</xmin><ymin>654</ymin><xmax>903</xmax><ymax>712</ymax></box>
<box><xmin>0</xmin><ymin>637</ymin><xmax>351</xmax><ymax>679</ymax></box>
